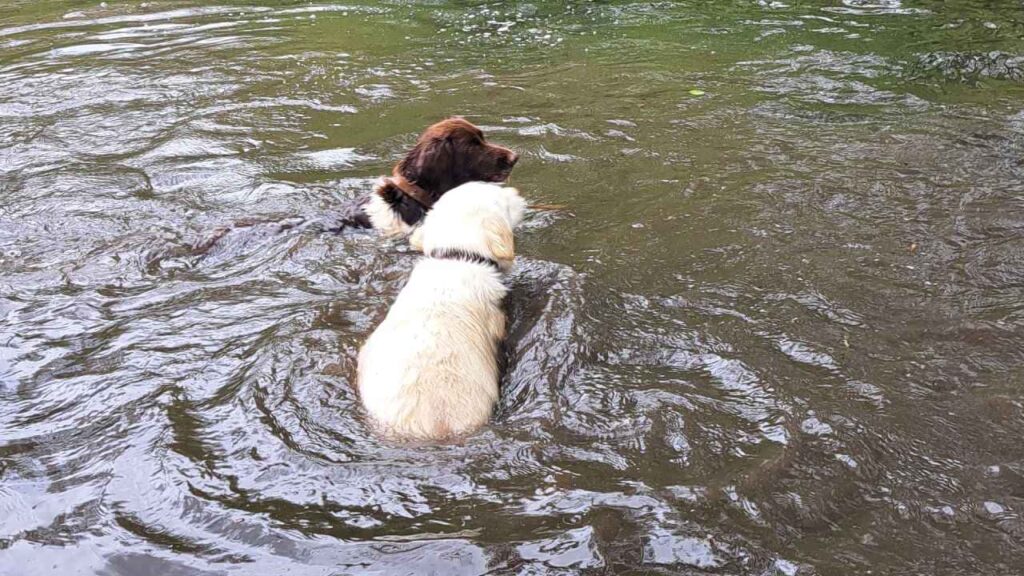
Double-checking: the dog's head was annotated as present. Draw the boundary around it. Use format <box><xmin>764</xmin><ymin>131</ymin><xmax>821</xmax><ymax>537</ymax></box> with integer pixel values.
<box><xmin>395</xmin><ymin>118</ymin><xmax>518</xmax><ymax>204</ymax></box>
<box><xmin>410</xmin><ymin>182</ymin><xmax>526</xmax><ymax>271</ymax></box>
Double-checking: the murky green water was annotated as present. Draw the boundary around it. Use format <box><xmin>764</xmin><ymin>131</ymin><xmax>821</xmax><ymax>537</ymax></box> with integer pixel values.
<box><xmin>2</xmin><ymin>1</ymin><xmax>1024</xmax><ymax>574</ymax></box>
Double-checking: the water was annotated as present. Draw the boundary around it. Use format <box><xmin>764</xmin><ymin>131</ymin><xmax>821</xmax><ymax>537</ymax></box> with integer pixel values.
<box><xmin>2</xmin><ymin>1</ymin><xmax>1023</xmax><ymax>574</ymax></box>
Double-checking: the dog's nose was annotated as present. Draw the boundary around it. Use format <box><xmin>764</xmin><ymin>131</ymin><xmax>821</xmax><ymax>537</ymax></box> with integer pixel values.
<box><xmin>507</xmin><ymin>152</ymin><xmax>519</xmax><ymax>167</ymax></box>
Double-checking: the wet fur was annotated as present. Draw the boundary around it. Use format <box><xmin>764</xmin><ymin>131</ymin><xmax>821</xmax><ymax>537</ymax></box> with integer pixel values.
<box><xmin>357</xmin><ymin>183</ymin><xmax>527</xmax><ymax>441</ymax></box>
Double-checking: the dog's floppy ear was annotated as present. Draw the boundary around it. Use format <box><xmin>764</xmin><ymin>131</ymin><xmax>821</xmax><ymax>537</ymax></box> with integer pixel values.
<box><xmin>483</xmin><ymin>214</ymin><xmax>514</xmax><ymax>265</ymax></box>
<box><xmin>399</xmin><ymin>137</ymin><xmax>456</xmax><ymax>199</ymax></box>
<box><xmin>409</xmin><ymin>225</ymin><xmax>426</xmax><ymax>252</ymax></box>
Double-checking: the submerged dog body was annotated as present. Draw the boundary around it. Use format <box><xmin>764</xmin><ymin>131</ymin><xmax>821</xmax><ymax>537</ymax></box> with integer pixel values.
<box><xmin>357</xmin><ymin>182</ymin><xmax>526</xmax><ymax>440</ymax></box>
<box><xmin>190</xmin><ymin>118</ymin><xmax>517</xmax><ymax>257</ymax></box>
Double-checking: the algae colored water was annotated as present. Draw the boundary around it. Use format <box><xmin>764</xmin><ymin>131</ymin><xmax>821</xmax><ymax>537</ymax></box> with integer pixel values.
<box><xmin>2</xmin><ymin>1</ymin><xmax>1023</xmax><ymax>574</ymax></box>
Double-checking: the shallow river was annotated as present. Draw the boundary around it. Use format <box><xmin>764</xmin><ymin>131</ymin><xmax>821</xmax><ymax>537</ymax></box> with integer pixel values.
<box><xmin>2</xmin><ymin>1</ymin><xmax>1024</xmax><ymax>574</ymax></box>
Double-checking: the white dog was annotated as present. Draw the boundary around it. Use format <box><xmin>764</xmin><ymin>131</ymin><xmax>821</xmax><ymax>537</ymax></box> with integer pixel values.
<box><xmin>357</xmin><ymin>182</ymin><xmax>527</xmax><ymax>440</ymax></box>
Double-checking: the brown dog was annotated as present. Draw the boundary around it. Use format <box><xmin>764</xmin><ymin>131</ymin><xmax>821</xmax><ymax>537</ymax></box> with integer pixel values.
<box><xmin>341</xmin><ymin>117</ymin><xmax>519</xmax><ymax>236</ymax></box>
<box><xmin>191</xmin><ymin>118</ymin><xmax>518</xmax><ymax>255</ymax></box>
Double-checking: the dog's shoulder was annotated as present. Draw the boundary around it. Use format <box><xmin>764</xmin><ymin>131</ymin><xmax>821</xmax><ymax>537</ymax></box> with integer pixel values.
<box><xmin>363</xmin><ymin>178</ymin><xmax>426</xmax><ymax>237</ymax></box>
<box><xmin>375</xmin><ymin>179</ymin><xmax>428</xmax><ymax>227</ymax></box>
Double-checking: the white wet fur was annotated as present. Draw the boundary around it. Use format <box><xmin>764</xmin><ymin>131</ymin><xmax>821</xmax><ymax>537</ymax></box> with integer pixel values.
<box><xmin>357</xmin><ymin>182</ymin><xmax>527</xmax><ymax>440</ymax></box>
<box><xmin>363</xmin><ymin>178</ymin><xmax>416</xmax><ymax>237</ymax></box>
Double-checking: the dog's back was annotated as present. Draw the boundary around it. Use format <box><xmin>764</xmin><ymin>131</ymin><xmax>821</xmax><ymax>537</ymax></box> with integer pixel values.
<box><xmin>356</xmin><ymin>182</ymin><xmax>525</xmax><ymax>441</ymax></box>
<box><xmin>357</xmin><ymin>259</ymin><xmax>507</xmax><ymax>439</ymax></box>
